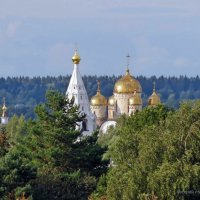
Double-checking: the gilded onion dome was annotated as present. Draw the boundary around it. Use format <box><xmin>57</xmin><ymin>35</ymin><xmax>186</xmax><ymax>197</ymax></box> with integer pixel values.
<box><xmin>2</xmin><ymin>98</ymin><xmax>7</xmax><ymax>117</ymax></box>
<box><xmin>114</xmin><ymin>68</ymin><xmax>142</xmax><ymax>94</ymax></box>
<box><xmin>91</xmin><ymin>81</ymin><xmax>107</xmax><ymax>106</ymax></box>
<box><xmin>108</xmin><ymin>95</ymin><xmax>115</xmax><ymax>106</ymax></box>
<box><xmin>129</xmin><ymin>90</ymin><xmax>142</xmax><ymax>105</ymax></box>
<box><xmin>148</xmin><ymin>82</ymin><xmax>161</xmax><ymax>106</ymax></box>
<box><xmin>72</xmin><ymin>49</ymin><xmax>81</xmax><ymax>64</ymax></box>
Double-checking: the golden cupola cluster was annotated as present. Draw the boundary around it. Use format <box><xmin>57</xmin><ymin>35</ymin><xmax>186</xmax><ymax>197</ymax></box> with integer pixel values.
<box><xmin>113</xmin><ymin>68</ymin><xmax>142</xmax><ymax>94</ymax></box>
<box><xmin>72</xmin><ymin>49</ymin><xmax>81</xmax><ymax>64</ymax></box>
<box><xmin>88</xmin><ymin>53</ymin><xmax>162</xmax><ymax>131</ymax></box>
<box><xmin>148</xmin><ymin>82</ymin><xmax>161</xmax><ymax>106</ymax></box>
<box><xmin>91</xmin><ymin>81</ymin><xmax>107</xmax><ymax>106</ymax></box>
<box><xmin>129</xmin><ymin>90</ymin><xmax>142</xmax><ymax>105</ymax></box>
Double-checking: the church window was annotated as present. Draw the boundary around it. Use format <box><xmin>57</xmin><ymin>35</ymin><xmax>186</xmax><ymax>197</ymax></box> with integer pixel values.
<box><xmin>82</xmin><ymin>106</ymin><xmax>84</xmax><ymax>111</ymax></box>
<box><xmin>82</xmin><ymin>119</ymin><xmax>88</xmax><ymax>131</ymax></box>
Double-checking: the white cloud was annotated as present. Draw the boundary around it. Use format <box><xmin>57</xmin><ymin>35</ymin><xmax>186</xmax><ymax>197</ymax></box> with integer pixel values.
<box><xmin>6</xmin><ymin>21</ymin><xmax>21</xmax><ymax>37</ymax></box>
<box><xmin>0</xmin><ymin>21</ymin><xmax>21</xmax><ymax>43</ymax></box>
<box><xmin>0</xmin><ymin>0</ymin><xmax>200</xmax><ymax>20</ymax></box>
<box><xmin>0</xmin><ymin>0</ymin><xmax>199</xmax><ymax>77</ymax></box>
<box><xmin>174</xmin><ymin>57</ymin><xmax>188</xmax><ymax>67</ymax></box>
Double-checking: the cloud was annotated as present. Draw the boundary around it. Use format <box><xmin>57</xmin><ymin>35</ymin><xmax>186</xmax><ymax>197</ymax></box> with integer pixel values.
<box><xmin>0</xmin><ymin>21</ymin><xmax>21</xmax><ymax>43</ymax></box>
<box><xmin>6</xmin><ymin>21</ymin><xmax>21</xmax><ymax>37</ymax></box>
<box><xmin>0</xmin><ymin>0</ymin><xmax>199</xmax><ymax>77</ymax></box>
<box><xmin>0</xmin><ymin>0</ymin><xmax>199</xmax><ymax>20</ymax></box>
<box><xmin>174</xmin><ymin>57</ymin><xmax>188</xmax><ymax>67</ymax></box>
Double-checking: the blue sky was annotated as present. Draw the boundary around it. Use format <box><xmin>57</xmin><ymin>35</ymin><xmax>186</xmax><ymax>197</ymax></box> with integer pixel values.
<box><xmin>0</xmin><ymin>0</ymin><xmax>200</xmax><ymax>77</ymax></box>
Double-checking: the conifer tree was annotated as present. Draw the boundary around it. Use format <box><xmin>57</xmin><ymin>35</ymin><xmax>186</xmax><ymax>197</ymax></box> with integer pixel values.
<box><xmin>0</xmin><ymin>90</ymin><xmax>107</xmax><ymax>199</ymax></box>
<box><xmin>22</xmin><ymin>90</ymin><xmax>107</xmax><ymax>199</ymax></box>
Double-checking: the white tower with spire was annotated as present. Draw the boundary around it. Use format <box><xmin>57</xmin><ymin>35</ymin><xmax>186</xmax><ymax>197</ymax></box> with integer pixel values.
<box><xmin>66</xmin><ymin>49</ymin><xmax>96</xmax><ymax>135</ymax></box>
<box><xmin>1</xmin><ymin>97</ymin><xmax>9</xmax><ymax>125</ymax></box>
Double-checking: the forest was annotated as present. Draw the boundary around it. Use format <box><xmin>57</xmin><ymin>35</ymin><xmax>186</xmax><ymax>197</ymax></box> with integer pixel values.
<box><xmin>0</xmin><ymin>90</ymin><xmax>200</xmax><ymax>199</ymax></box>
<box><xmin>0</xmin><ymin>75</ymin><xmax>200</xmax><ymax>118</ymax></box>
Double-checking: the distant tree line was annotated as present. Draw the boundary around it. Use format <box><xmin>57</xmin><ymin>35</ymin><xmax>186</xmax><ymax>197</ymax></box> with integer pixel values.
<box><xmin>0</xmin><ymin>75</ymin><xmax>200</xmax><ymax>118</ymax></box>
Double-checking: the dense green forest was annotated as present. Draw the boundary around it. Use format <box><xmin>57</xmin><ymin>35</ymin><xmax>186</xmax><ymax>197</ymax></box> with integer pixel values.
<box><xmin>1</xmin><ymin>75</ymin><xmax>200</xmax><ymax>118</ymax></box>
<box><xmin>0</xmin><ymin>91</ymin><xmax>200</xmax><ymax>199</ymax></box>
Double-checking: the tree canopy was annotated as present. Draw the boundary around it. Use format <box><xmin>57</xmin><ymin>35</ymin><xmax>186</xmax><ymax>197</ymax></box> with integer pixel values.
<box><xmin>93</xmin><ymin>103</ymin><xmax>200</xmax><ymax>200</ymax></box>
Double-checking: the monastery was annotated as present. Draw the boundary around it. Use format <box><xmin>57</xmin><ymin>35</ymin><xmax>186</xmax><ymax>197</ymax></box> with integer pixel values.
<box><xmin>66</xmin><ymin>49</ymin><xmax>161</xmax><ymax>135</ymax></box>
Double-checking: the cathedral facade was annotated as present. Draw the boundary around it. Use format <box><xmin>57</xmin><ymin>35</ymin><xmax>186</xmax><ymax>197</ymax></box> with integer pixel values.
<box><xmin>66</xmin><ymin>50</ymin><xmax>161</xmax><ymax>134</ymax></box>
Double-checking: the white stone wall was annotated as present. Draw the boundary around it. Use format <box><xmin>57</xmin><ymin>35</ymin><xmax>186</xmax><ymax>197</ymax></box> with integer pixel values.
<box><xmin>114</xmin><ymin>93</ymin><xmax>133</xmax><ymax>115</ymax></box>
<box><xmin>108</xmin><ymin>108</ymin><xmax>115</xmax><ymax>119</ymax></box>
<box><xmin>91</xmin><ymin>105</ymin><xmax>107</xmax><ymax>126</ymax></box>
<box><xmin>1</xmin><ymin>117</ymin><xmax>8</xmax><ymax>125</ymax></box>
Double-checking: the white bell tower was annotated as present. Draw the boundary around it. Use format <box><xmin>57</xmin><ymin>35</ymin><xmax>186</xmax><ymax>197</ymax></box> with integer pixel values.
<box><xmin>66</xmin><ymin>49</ymin><xmax>96</xmax><ymax>135</ymax></box>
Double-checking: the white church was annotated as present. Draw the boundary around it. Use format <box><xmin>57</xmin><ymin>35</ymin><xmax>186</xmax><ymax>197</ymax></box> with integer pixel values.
<box><xmin>66</xmin><ymin>49</ymin><xmax>161</xmax><ymax>135</ymax></box>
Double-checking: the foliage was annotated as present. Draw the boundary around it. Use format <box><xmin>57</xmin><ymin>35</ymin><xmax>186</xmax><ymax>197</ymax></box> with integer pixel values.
<box><xmin>0</xmin><ymin>146</ymin><xmax>37</xmax><ymax>200</ymax></box>
<box><xmin>96</xmin><ymin>103</ymin><xmax>200</xmax><ymax>200</ymax></box>
<box><xmin>0</xmin><ymin>90</ymin><xmax>107</xmax><ymax>199</ymax></box>
<box><xmin>25</xmin><ymin>90</ymin><xmax>107</xmax><ymax>199</ymax></box>
<box><xmin>6</xmin><ymin>114</ymin><xmax>26</xmax><ymax>144</ymax></box>
<box><xmin>0</xmin><ymin>126</ymin><xmax>9</xmax><ymax>158</ymax></box>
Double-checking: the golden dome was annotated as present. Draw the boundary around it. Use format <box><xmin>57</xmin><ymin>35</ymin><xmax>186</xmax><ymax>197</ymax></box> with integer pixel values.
<box><xmin>91</xmin><ymin>81</ymin><xmax>107</xmax><ymax>106</ymax></box>
<box><xmin>129</xmin><ymin>90</ymin><xmax>142</xmax><ymax>105</ymax></box>
<box><xmin>2</xmin><ymin>105</ymin><xmax>7</xmax><ymax>111</ymax></box>
<box><xmin>148</xmin><ymin>82</ymin><xmax>161</xmax><ymax>106</ymax></box>
<box><xmin>2</xmin><ymin>98</ymin><xmax>7</xmax><ymax>117</ymax></box>
<box><xmin>114</xmin><ymin>69</ymin><xmax>142</xmax><ymax>94</ymax></box>
<box><xmin>108</xmin><ymin>95</ymin><xmax>115</xmax><ymax>106</ymax></box>
<box><xmin>72</xmin><ymin>49</ymin><xmax>81</xmax><ymax>64</ymax></box>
